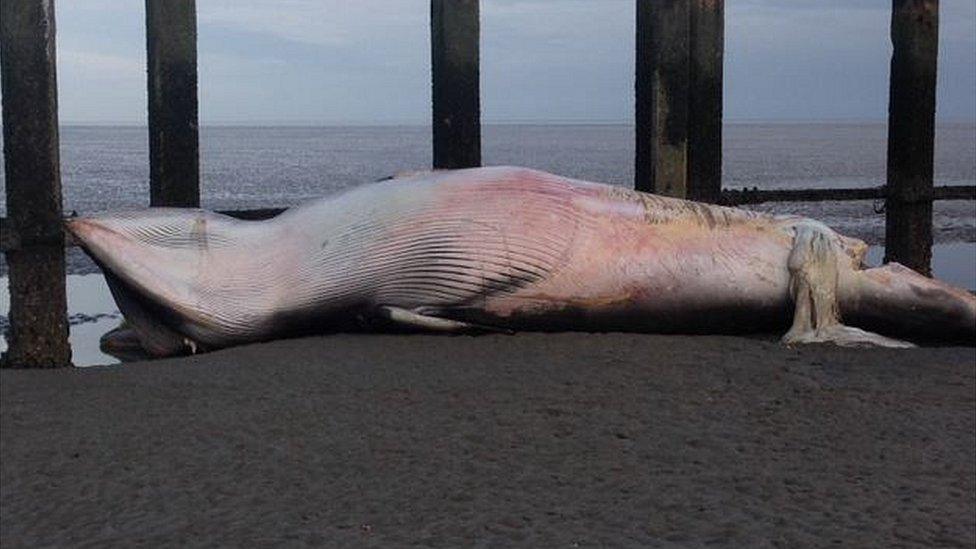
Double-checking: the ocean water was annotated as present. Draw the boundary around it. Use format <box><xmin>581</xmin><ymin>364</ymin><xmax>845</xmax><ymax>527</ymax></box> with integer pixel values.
<box><xmin>1</xmin><ymin>122</ymin><xmax>974</xmax><ymax>217</ymax></box>
<box><xmin>1</xmin><ymin>123</ymin><xmax>974</xmax><ymax>365</ymax></box>
<box><xmin>1</xmin><ymin>123</ymin><xmax>974</xmax><ymax>237</ymax></box>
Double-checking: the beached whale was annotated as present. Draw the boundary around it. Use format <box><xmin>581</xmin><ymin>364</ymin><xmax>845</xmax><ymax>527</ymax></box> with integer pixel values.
<box><xmin>67</xmin><ymin>167</ymin><xmax>975</xmax><ymax>357</ymax></box>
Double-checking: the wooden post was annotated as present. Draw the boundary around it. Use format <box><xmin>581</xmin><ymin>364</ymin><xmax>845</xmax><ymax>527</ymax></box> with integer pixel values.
<box><xmin>0</xmin><ymin>0</ymin><xmax>71</xmax><ymax>368</ymax></box>
<box><xmin>430</xmin><ymin>0</ymin><xmax>481</xmax><ymax>169</ymax></box>
<box><xmin>687</xmin><ymin>0</ymin><xmax>723</xmax><ymax>203</ymax></box>
<box><xmin>146</xmin><ymin>0</ymin><xmax>200</xmax><ymax>207</ymax></box>
<box><xmin>884</xmin><ymin>0</ymin><xmax>938</xmax><ymax>275</ymax></box>
<box><xmin>635</xmin><ymin>0</ymin><xmax>690</xmax><ymax>197</ymax></box>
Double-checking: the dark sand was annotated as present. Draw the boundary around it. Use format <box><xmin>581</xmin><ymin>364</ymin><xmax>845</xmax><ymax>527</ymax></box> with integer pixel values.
<box><xmin>1</xmin><ymin>333</ymin><xmax>974</xmax><ymax>547</ymax></box>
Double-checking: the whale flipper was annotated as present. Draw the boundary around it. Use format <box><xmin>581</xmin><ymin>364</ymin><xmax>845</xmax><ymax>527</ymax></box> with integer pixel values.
<box><xmin>377</xmin><ymin>306</ymin><xmax>511</xmax><ymax>334</ymax></box>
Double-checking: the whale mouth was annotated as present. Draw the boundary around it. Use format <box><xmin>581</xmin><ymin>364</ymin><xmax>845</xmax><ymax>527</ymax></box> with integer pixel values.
<box><xmin>100</xmin><ymin>268</ymin><xmax>198</xmax><ymax>358</ymax></box>
<box><xmin>99</xmin><ymin>322</ymin><xmax>153</xmax><ymax>362</ymax></box>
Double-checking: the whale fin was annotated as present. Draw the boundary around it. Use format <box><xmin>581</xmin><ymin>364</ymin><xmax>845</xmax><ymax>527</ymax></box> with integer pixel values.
<box><xmin>377</xmin><ymin>306</ymin><xmax>511</xmax><ymax>334</ymax></box>
<box><xmin>783</xmin><ymin>323</ymin><xmax>915</xmax><ymax>348</ymax></box>
<box><xmin>782</xmin><ymin>222</ymin><xmax>915</xmax><ymax>348</ymax></box>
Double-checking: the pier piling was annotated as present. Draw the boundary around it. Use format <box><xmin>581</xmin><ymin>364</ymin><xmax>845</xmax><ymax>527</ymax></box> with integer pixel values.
<box><xmin>1</xmin><ymin>0</ymin><xmax>71</xmax><ymax>367</ymax></box>
<box><xmin>635</xmin><ymin>0</ymin><xmax>690</xmax><ymax>197</ymax></box>
<box><xmin>687</xmin><ymin>0</ymin><xmax>724</xmax><ymax>204</ymax></box>
<box><xmin>884</xmin><ymin>0</ymin><xmax>938</xmax><ymax>276</ymax></box>
<box><xmin>146</xmin><ymin>0</ymin><xmax>200</xmax><ymax>207</ymax></box>
<box><xmin>430</xmin><ymin>0</ymin><xmax>481</xmax><ymax>169</ymax></box>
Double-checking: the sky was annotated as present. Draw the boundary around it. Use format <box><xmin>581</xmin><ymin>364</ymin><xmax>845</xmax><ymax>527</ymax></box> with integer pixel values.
<box><xmin>38</xmin><ymin>0</ymin><xmax>976</xmax><ymax>124</ymax></box>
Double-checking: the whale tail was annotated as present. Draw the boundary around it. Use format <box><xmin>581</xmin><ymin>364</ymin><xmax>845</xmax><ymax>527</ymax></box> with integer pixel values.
<box><xmin>782</xmin><ymin>221</ymin><xmax>975</xmax><ymax>347</ymax></box>
<box><xmin>845</xmin><ymin>263</ymin><xmax>976</xmax><ymax>345</ymax></box>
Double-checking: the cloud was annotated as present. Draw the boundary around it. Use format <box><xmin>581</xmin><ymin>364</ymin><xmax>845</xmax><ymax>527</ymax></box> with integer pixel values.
<box><xmin>31</xmin><ymin>0</ymin><xmax>976</xmax><ymax>123</ymax></box>
<box><xmin>197</xmin><ymin>0</ymin><xmax>427</xmax><ymax>48</ymax></box>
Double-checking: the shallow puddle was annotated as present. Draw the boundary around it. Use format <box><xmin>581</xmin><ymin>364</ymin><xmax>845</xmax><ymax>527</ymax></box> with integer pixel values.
<box><xmin>1</xmin><ymin>275</ymin><xmax>121</xmax><ymax>366</ymax></box>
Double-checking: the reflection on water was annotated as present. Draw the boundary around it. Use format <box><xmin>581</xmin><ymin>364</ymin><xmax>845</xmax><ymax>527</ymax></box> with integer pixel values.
<box><xmin>0</xmin><ymin>275</ymin><xmax>120</xmax><ymax>367</ymax></box>
<box><xmin>1</xmin><ymin>242</ymin><xmax>973</xmax><ymax>367</ymax></box>
<box><xmin>865</xmin><ymin>242</ymin><xmax>976</xmax><ymax>290</ymax></box>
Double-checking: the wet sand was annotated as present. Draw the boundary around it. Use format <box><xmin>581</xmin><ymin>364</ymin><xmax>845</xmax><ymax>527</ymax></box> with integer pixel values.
<box><xmin>1</xmin><ymin>333</ymin><xmax>974</xmax><ymax>547</ymax></box>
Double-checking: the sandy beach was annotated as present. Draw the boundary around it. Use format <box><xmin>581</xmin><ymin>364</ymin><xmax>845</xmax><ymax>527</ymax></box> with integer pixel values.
<box><xmin>1</xmin><ymin>333</ymin><xmax>973</xmax><ymax>547</ymax></box>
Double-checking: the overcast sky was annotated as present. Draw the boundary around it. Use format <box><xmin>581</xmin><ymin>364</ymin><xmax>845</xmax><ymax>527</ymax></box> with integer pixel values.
<box><xmin>44</xmin><ymin>0</ymin><xmax>976</xmax><ymax>124</ymax></box>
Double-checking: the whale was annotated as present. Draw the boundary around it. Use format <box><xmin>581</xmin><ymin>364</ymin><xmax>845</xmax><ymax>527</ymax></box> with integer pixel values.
<box><xmin>66</xmin><ymin>166</ymin><xmax>975</xmax><ymax>357</ymax></box>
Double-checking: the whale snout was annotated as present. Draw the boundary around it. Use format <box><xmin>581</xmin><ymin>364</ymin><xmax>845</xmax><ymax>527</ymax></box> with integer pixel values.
<box><xmin>65</xmin><ymin>213</ymin><xmax>176</xmax><ymax>293</ymax></box>
<box><xmin>65</xmin><ymin>216</ymin><xmax>110</xmax><ymax>250</ymax></box>
<box><xmin>65</xmin><ymin>209</ymin><xmax>230</xmax><ymax>291</ymax></box>
<box><xmin>65</xmin><ymin>217</ymin><xmax>137</xmax><ymax>267</ymax></box>
<box><xmin>66</xmin><ymin>209</ymin><xmax>287</xmax><ymax>356</ymax></box>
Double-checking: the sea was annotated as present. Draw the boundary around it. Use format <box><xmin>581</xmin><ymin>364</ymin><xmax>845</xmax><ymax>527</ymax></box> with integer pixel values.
<box><xmin>1</xmin><ymin>122</ymin><xmax>974</xmax><ymax>365</ymax></box>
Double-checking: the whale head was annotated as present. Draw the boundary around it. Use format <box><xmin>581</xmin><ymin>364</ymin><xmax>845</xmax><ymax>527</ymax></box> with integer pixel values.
<box><xmin>66</xmin><ymin>209</ymin><xmax>279</xmax><ymax>357</ymax></box>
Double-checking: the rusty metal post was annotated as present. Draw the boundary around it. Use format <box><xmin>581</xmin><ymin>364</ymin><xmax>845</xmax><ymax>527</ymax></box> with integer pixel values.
<box><xmin>146</xmin><ymin>0</ymin><xmax>200</xmax><ymax>207</ymax></box>
<box><xmin>884</xmin><ymin>0</ymin><xmax>938</xmax><ymax>275</ymax></box>
<box><xmin>687</xmin><ymin>0</ymin><xmax>723</xmax><ymax>203</ymax></box>
<box><xmin>635</xmin><ymin>0</ymin><xmax>690</xmax><ymax>197</ymax></box>
<box><xmin>431</xmin><ymin>0</ymin><xmax>481</xmax><ymax>169</ymax></box>
<box><xmin>0</xmin><ymin>0</ymin><xmax>71</xmax><ymax>367</ymax></box>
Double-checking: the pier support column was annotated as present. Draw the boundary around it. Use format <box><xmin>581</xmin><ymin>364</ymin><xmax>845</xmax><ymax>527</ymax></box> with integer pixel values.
<box><xmin>884</xmin><ymin>0</ymin><xmax>938</xmax><ymax>276</ymax></box>
<box><xmin>431</xmin><ymin>0</ymin><xmax>481</xmax><ymax>169</ymax></box>
<box><xmin>635</xmin><ymin>0</ymin><xmax>690</xmax><ymax>197</ymax></box>
<box><xmin>687</xmin><ymin>0</ymin><xmax>723</xmax><ymax>203</ymax></box>
<box><xmin>1</xmin><ymin>0</ymin><xmax>71</xmax><ymax>367</ymax></box>
<box><xmin>146</xmin><ymin>0</ymin><xmax>200</xmax><ymax>207</ymax></box>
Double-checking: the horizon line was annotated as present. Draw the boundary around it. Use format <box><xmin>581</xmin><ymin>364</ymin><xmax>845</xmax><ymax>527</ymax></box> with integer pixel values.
<box><xmin>42</xmin><ymin>117</ymin><xmax>976</xmax><ymax>127</ymax></box>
